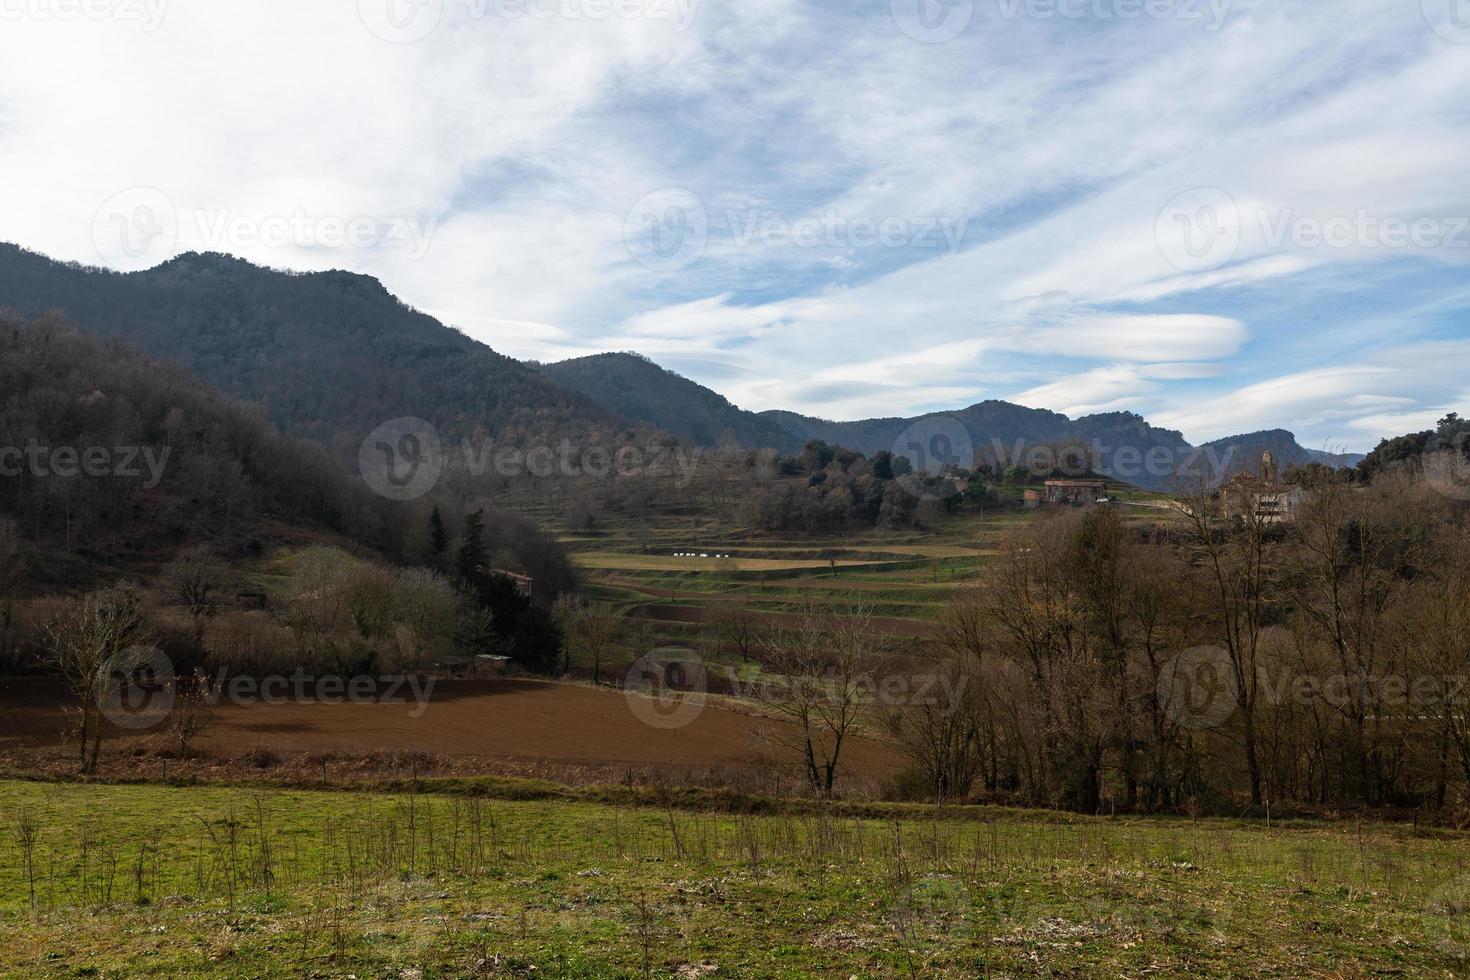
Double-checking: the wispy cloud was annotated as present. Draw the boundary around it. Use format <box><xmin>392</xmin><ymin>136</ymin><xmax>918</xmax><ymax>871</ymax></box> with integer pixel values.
<box><xmin>0</xmin><ymin>0</ymin><xmax>1466</xmax><ymax>450</ymax></box>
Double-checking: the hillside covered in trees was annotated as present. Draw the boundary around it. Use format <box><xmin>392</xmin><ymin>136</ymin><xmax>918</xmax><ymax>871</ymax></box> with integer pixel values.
<box><xmin>0</xmin><ymin>245</ymin><xmax>630</xmax><ymax>451</ymax></box>
<box><xmin>0</xmin><ymin>312</ymin><xmax>574</xmax><ymax>601</ymax></box>
<box><xmin>0</xmin><ymin>312</ymin><xmax>577</xmax><ymax>683</ymax></box>
<box><xmin>0</xmin><ymin>311</ymin><xmax>392</xmax><ymax>582</ymax></box>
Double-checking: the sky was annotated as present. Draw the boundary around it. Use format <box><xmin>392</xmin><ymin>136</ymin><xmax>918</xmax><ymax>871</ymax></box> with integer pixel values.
<box><xmin>1</xmin><ymin>0</ymin><xmax>1468</xmax><ymax>452</ymax></box>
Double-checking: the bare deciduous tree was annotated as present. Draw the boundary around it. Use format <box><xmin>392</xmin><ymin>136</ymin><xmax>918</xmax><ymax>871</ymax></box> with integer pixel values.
<box><xmin>555</xmin><ymin>599</ymin><xmax>620</xmax><ymax>683</ymax></box>
<box><xmin>716</xmin><ymin>597</ymin><xmax>762</xmax><ymax>662</ymax></box>
<box><xmin>934</xmin><ymin>592</ymin><xmax>1006</xmax><ymax>794</ymax></box>
<box><xmin>1404</xmin><ymin>522</ymin><xmax>1470</xmax><ymax>793</ymax></box>
<box><xmin>761</xmin><ymin>602</ymin><xmax>876</xmax><ymax>796</ymax></box>
<box><xmin>977</xmin><ymin>521</ymin><xmax>1121</xmax><ymax>812</ymax></box>
<box><xmin>44</xmin><ymin>586</ymin><xmax>152</xmax><ymax>772</ymax></box>
<box><xmin>1176</xmin><ymin>476</ymin><xmax>1278</xmax><ymax>807</ymax></box>
<box><xmin>166</xmin><ymin>544</ymin><xmax>225</xmax><ymax>647</ymax></box>
<box><xmin>280</xmin><ymin>547</ymin><xmax>353</xmax><ymax>658</ymax></box>
<box><xmin>391</xmin><ymin>567</ymin><xmax>460</xmax><ymax>668</ymax></box>
<box><xmin>343</xmin><ymin>564</ymin><xmax>397</xmax><ymax>642</ymax></box>
<box><xmin>15</xmin><ymin>807</ymin><xmax>38</xmax><ymax>914</ymax></box>
<box><xmin>1288</xmin><ymin>475</ymin><xmax>1425</xmax><ymax>803</ymax></box>
<box><xmin>885</xmin><ymin>655</ymin><xmax>986</xmax><ymax>801</ymax></box>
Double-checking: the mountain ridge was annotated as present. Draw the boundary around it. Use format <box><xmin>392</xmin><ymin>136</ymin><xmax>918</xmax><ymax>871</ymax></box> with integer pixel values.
<box><xmin>544</xmin><ymin>353</ymin><xmax>1360</xmax><ymax>489</ymax></box>
<box><xmin>1196</xmin><ymin>428</ymin><xmax>1366</xmax><ymax>474</ymax></box>
<box><xmin>538</xmin><ymin>352</ymin><xmax>802</xmax><ymax>452</ymax></box>
<box><xmin>0</xmin><ymin>244</ymin><xmax>632</xmax><ymax>451</ymax></box>
<box><xmin>0</xmin><ymin>244</ymin><xmax>1364</xmax><ymax>490</ymax></box>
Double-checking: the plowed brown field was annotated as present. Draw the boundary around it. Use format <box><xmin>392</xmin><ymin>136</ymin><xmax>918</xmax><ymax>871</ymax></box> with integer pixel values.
<box><xmin>0</xmin><ymin>677</ymin><xmax>903</xmax><ymax>777</ymax></box>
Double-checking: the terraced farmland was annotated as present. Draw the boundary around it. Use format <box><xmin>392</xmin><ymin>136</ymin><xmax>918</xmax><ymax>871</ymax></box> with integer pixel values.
<box><xmin>555</xmin><ymin>511</ymin><xmax>1039</xmax><ymax>657</ymax></box>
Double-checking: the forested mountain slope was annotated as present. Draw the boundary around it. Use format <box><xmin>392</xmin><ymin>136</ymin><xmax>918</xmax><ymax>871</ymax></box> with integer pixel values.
<box><xmin>0</xmin><ymin>245</ymin><xmax>627</xmax><ymax>449</ymax></box>
<box><xmin>541</xmin><ymin>352</ymin><xmax>801</xmax><ymax>452</ymax></box>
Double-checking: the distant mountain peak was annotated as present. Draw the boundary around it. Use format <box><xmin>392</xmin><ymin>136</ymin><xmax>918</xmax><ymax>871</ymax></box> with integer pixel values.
<box><xmin>540</xmin><ymin>351</ymin><xmax>800</xmax><ymax>451</ymax></box>
<box><xmin>158</xmin><ymin>250</ymin><xmax>252</xmax><ymax>268</ymax></box>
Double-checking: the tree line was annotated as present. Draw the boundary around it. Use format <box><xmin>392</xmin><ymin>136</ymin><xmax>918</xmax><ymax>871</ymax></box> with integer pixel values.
<box><xmin>886</xmin><ymin>464</ymin><xmax>1470</xmax><ymax>814</ymax></box>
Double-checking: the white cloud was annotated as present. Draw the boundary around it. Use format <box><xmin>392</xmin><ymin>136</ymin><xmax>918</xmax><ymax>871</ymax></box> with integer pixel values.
<box><xmin>1001</xmin><ymin>315</ymin><xmax>1247</xmax><ymax>362</ymax></box>
<box><xmin>1013</xmin><ymin>366</ymin><xmax>1162</xmax><ymax>418</ymax></box>
<box><xmin>1153</xmin><ymin>343</ymin><xmax>1470</xmax><ymax>449</ymax></box>
<box><xmin>0</xmin><ymin>0</ymin><xmax>1466</xmax><ymax>451</ymax></box>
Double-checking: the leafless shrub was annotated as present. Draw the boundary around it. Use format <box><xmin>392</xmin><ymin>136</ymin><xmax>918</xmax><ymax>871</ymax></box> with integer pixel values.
<box><xmin>629</xmin><ymin>891</ymin><xmax>660</xmax><ymax>979</ymax></box>
<box><xmin>169</xmin><ymin>669</ymin><xmax>220</xmax><ymax>757</ymax></box>
<box><xmin>14</xmin><ymin>807</ymin><xmax>38</xmax><ymax>914</ymax></box>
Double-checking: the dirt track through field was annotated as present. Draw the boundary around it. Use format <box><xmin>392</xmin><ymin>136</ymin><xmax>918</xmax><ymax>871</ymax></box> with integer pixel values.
<box><xmin>0</xmin><ymin>678</ymin><xmax>903</xmax><ymax>777</ymax></box>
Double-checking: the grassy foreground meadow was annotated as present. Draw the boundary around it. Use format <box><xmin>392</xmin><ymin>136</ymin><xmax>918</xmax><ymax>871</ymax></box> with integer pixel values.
<box><xmin>2</xmin><ymin>779</ymin><xmax>1469</xmax><ymax>977</ymax></box>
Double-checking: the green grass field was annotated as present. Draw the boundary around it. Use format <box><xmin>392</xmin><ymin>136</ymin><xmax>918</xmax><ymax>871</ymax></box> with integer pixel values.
<box><xmin>562</xmin><ymin>509</ymin><xmax>1041</xmax><ymax>636</ymax></box>
<box><xmin>2</xmin><ymin>779</ymin><xmax>1468</xmax><ymax>977</ymax></box>
<box><xmin>556</xmin><ymin>504</ymin><xmax>1186</xmax><ymax>660</ymax></box>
